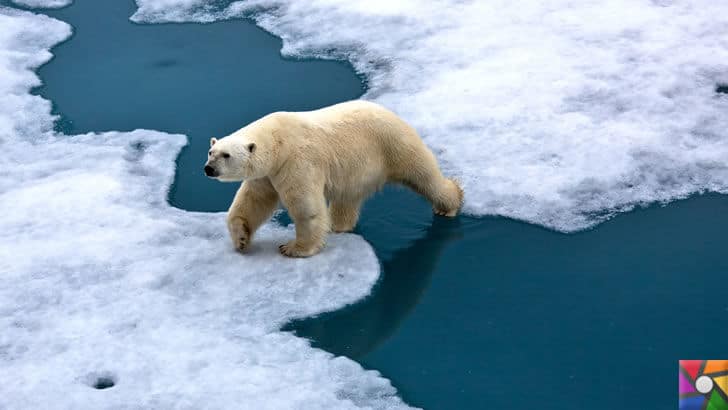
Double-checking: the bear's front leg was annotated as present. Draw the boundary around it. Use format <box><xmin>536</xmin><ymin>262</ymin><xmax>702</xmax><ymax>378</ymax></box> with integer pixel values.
<box><xmin>227</xmin><ymin>216</ymin><xmax>251</xmax><ymax>252</ymax></box>
<box><xmin>279</xmin><ymin>189</ymin><xmax>329</xmax><ymax>257</ymax></box>
<box><xmin>227</xmin><ymin>178</ymin><xmax>279</xmax><ymax>252</ymax></box>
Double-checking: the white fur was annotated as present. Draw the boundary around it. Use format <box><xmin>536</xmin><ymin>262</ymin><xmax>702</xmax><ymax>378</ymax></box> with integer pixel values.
<box><xmin>206</xmin><ymin>100</ymin><xmax>463</xmax><ymax>257</ymax></box>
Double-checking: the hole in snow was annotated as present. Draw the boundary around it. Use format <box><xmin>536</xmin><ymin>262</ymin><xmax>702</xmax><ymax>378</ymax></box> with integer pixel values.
<box><xmin>85</xmin><ymin>372</ymin><xmax>117</xmax><ymax>390</ymax></box>
<box><xmin>717</xmin><ymin>84</ymin><xmax>728</xmax><ymax>94</ymax></box>
<box><xmin>93</xmin><ymin>377</ymin><xmax>115</xmax><ymax>389</ymax></box>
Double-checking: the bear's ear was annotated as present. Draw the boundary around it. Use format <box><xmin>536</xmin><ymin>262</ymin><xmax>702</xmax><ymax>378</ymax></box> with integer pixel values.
<box><xmin>210</xmin><ymin>137</ymin><xmax>218</xmax><ymax>147</ymax></box>
<box><xmin>247</xmin><ymin>143</ymin><xmax>256</xmax><ymax>153</ymax></box>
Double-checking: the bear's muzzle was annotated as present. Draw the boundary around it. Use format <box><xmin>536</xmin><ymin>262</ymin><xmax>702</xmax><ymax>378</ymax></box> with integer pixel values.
<box><xmin>204</xmin><ymin>165</ymin><xmax>218</xmax><ymax>177</ymax></box>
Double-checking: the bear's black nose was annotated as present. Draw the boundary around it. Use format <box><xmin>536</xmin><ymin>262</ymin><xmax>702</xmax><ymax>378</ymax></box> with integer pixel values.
<box><xmin>204</xmin><ymin>165</ymin><xmax>216</xmax><ymax>177</ymax></box>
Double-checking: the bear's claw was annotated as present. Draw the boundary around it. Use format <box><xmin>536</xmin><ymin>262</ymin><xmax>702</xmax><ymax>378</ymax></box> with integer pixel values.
<box><xmin>236</xmin><ymin>236</ymin><xmax>248</xmax><ymax>252</ymax></box>
<box><xmin>434</xmin><ymin>208</ymin><xmax>457</xmax><ymax>217</ymax></box>
<box><xmin>279</xmin><ymin>243</ymin><xmax>300</xmax><ymax>257</ymax></box>
<box><xmin>279</xmin><ymin>241</ymin><xmax>320</xmax><ymax>258</ymax></box>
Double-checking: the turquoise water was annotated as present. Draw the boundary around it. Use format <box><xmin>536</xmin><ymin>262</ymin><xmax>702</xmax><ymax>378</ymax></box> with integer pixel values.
<box><xmin>28</xmin><ymin>0</ymin><xmax>363</xmax><ymax>211</ymax></box>
<box><xmin>24</xmin><ymin>1</ymin><xmax>728</xmax><ymax>409</ymax></box>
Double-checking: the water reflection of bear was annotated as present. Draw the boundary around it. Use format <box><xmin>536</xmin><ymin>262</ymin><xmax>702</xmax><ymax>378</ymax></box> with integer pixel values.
<box><xmin>283</xmin><ymin>187</ymin><xmax>463</xmax><ymax>358</ymax></box>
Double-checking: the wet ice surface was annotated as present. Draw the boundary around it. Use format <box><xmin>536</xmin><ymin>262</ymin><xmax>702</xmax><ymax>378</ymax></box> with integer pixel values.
<box><xmin>0</xmin><ymin>7</ymin><xmax>410</xmax><ymax>409</ymax></box>
<box><xmin>133</xmin><ymin>0</ymin><xmax>728</xmax><ymax>231</ymax></box>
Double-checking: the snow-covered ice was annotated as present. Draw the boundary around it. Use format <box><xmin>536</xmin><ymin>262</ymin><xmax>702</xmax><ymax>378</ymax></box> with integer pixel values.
<box><xmin>10</xmin><ymin>0</ymin><xmax>71</xmax><ymax>8</ymax></box>
<box><xmin>133</xmin><ymin>0</ymin><xmax>728</xmax><ymax>231</ymax></box>
<box><xmin>0</xmin><ymin>6</ymin><xmax>409</xmax><ymax>409</ymax></box>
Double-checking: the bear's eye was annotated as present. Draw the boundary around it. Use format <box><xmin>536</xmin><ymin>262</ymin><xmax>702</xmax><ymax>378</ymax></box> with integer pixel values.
<box><xmin>222</xmin><ymin>152</ymin><xmax>231</xmax><ymax>159</ymax></box>
<box><xmin>208</xmin><ymin>150</ymin><xmax>212</xmax><ymax>156</ymax></box>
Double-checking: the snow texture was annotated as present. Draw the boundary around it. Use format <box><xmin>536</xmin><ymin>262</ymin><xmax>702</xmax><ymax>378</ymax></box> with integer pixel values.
<box><xmin>10</xmin><ymin>0</ymin><xmax>70</xmax><ymax>9</ymax></box>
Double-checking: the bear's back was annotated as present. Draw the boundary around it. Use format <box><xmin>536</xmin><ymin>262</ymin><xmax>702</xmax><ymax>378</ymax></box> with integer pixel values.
<box><xmin>273</xmin><ymin>101</ymin><xmax>433</xmax><ymax>201</ymax></box>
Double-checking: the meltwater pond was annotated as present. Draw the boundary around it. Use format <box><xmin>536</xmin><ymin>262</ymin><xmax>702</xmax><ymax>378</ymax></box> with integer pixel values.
<box><xmin>27</xmin><ymin>1</ymin><xmax>728</xmax><ymax>409</ymax></box>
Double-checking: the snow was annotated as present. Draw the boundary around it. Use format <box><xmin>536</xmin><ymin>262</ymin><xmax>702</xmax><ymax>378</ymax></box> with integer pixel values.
<box><xmin>0</xmin><ymin>6</ymin><xmax>408</xmax><ymax>409</ymax></box>
<box><xmin>133</xmin><ymin>0</ymin><xmax>728</xmax><ymax>231</ymax></box>
<box><xmin>10</xmin><ymin>0</ymin><xmax>71</xmax><ymax>9</ymax></box>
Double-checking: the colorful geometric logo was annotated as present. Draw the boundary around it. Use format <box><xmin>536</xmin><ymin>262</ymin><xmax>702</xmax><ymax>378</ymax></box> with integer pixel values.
<box><xmin>680</xmin><ymin>360</ymin><xmax>728</xmax><ymax>410</ymax></box>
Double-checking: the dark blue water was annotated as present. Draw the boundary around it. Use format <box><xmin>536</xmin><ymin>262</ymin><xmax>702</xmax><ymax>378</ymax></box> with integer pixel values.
<box><xmin>290</xmin><ymin>191</ymin><xmax>728</xmax><ymax>409</ymax></box>
<box><xmin>22</xmin><ymin>1</ymin><xmax>728</xmax><ymax>409</ymax></box>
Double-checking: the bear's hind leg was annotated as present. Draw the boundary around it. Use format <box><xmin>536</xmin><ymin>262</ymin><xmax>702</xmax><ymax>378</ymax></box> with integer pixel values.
<box><xmin>330</xmin><ymin>200</ymin><xmax>361</xmax><ymax>233</ymax></box>
<box><xmin>227</xmin><ymin>178</ymin><xmax>279</xmax><ymax>252</ymax></box>
<box><xmin>400</xmin><ymin>170</ymin><xmax>463</xmax><ymax>217</ymax></box>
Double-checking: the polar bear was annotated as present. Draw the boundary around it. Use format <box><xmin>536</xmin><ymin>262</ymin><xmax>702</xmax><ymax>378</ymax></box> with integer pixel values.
<box><xmin>204</xmin><ymin>100</ymin><xmax>463</xmax><ymax>257</ymax></box>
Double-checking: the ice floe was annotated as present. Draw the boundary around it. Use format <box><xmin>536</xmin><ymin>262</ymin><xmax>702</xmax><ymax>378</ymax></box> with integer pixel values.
<box><xmin>10</xmin><ymin>0</ymin><xmax>70</xmax><ymax>9</ymax></box>
<box><xmin>133</xmin><ymin>0</ymin><xmax>728</xmax><ymax>231</ymax></box>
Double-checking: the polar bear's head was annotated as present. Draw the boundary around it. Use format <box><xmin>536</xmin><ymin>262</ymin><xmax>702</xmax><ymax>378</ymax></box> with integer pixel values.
<box><xmin>204</xmin><ymin>134</ymin><xmax>272</xmax><ymax>182</ymax></box>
